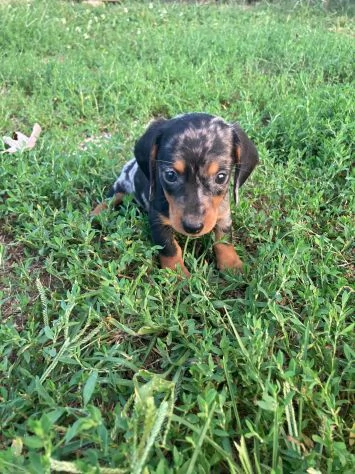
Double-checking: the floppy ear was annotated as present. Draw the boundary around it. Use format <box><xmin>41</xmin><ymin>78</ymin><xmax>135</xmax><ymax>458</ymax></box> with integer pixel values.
<box><xmin>134</xmin><ymin>118</ymin><xmax>167</xmax><ymax>200</ymax></box>
<box><xmin>232</xmin><ymin>124</ymin><xmax>259</xmax><ymax>203</ymax></box>
<box><xmin>134</xmin><ymin>118</ymin><xmax>167</xmax><ymax>179</ymax></box>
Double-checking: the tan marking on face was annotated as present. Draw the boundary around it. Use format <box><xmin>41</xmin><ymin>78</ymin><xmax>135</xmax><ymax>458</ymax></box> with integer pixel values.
<box><xmin>164</xmin><ymin>190</ymin><xmax>228</xmax><ymax>237</ymax></box>
<box><xmin>211</xmin><ymin>194</ymin><xmax>225</xmax><ymax>210</ymax></box>
<box><xmin>159</xmin><ymin>213</ymin><xmax>172</xmax><ymax>227</ymax></box>
<box><xmin>159</xmin><ymin>240</ymin><xmax>190</xmax><ymax>277</ymax></box>
<box><xmin>163</xmin><ymin>192</ymin><xmax>185</xmax><ymax>234</ymax></box>
<box><xmin>206</xmin><ymin>161</ymin><xmax>219</xmax><ymax>177</ymax></box>
<box><xmin>213</xmin><ymin>243</ymin><xmax>243</xmax><ymax>272</ymax></box>
<box><xmin>200</xmin><ymin>194</ymin><xmax>225</xmax><ymax>235</ymax></box>
<box><xmin>173</xmin><ymin>159</ymin><xmax>185</xmax><ymax>174</ymax></box>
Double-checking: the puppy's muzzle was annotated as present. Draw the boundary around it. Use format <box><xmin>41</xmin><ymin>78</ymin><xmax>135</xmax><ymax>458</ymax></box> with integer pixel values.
<box><xmin>181</xmin><ymin>217</ymin><xmax>204</xmax><ymax>235</ymax></box>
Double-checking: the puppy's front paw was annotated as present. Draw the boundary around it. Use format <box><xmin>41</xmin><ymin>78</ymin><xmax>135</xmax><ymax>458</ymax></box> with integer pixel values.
<box><xmin>214</xmin><ymin>243</ymin><xmax>243</xmax><ymax>272</ymax></box>
<box><xmin>159</xmin><ymin>254</ymin><xmax>190</xmax><ymax>277</ymax></box>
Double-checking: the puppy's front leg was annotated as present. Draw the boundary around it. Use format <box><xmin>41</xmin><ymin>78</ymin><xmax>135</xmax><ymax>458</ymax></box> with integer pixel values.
<box><xmin>213</xmin><ymin>200</ymin><xmax>243</xmax><ymax>272</ymax></box>
<box><xmin>149</xmin><ymin>209</ymin><xmax>190</xmax><ymax>277</ymax></box>
<box><xmin>214</xmin><ymin>230</ymin><xmax>243</xmax><ymax>272</ymax></box>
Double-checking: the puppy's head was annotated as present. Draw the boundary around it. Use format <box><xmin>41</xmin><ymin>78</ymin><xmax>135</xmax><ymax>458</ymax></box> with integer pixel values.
<box><xmin>134</xmin><ymin>113</ymin><xmax>258</xmax><ymax>237</ymax></box>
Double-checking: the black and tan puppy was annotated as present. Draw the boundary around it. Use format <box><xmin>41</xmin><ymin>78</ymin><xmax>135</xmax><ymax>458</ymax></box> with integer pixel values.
<box><xmin>93</xmin><ymin>113</ymin><xmax>258</xmax><ymax>276</ymax></box>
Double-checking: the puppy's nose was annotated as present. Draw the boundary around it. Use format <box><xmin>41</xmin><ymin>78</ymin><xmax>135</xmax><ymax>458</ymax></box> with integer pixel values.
<box><xmin>182</xmin><ymin>218</ymin><xmax>204</xmax><ymax>235</ymax></box>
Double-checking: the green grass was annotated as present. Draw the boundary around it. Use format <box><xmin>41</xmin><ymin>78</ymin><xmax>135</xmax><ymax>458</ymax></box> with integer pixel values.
<box><xmin>0</xmin><ymin>0</ymin><xmax>354</xmax><ymax>472</ymax></box>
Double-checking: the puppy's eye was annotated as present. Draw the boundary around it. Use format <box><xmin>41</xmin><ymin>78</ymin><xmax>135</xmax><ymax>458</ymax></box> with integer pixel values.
<box><xmin>215</xmin><ymin>172</ymin><xmax>228</xmax><ymax>184</ymax></box>
<box><xmin>164</xmin><ymin>170</ymin><xmax>178</xmax><ymax>183</ymax></box>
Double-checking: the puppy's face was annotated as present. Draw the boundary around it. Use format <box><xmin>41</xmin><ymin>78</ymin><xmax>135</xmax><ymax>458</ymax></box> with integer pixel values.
<box><xmin>157</xmin><ymin>117</ymin><xmax>234</xmax><ymax>237</ymax></box>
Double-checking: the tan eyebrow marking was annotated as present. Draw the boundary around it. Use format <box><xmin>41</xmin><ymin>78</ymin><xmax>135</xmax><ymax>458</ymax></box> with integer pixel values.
<box><xmin>206</xmin><ymin>161</ymin><xmax>219</xmax><ymax>176</ymax></box>
<box><xmin>173</xmin><ymin>159</ymin><xmax>186</xmax><ymax>174</ymax></box>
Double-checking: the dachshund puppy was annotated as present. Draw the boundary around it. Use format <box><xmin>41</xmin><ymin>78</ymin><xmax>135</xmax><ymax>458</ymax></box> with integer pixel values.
<box><xmin>92</xmin><ymin>113</ymin><xmax>258</xmax><ymax>276</ymax></box>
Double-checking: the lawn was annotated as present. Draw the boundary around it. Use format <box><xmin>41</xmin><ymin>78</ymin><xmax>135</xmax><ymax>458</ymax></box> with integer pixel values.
<box><xmin>0</xmin><ymin>0</ymin><xmax>354</xmax><ymax>472</ymax></box>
